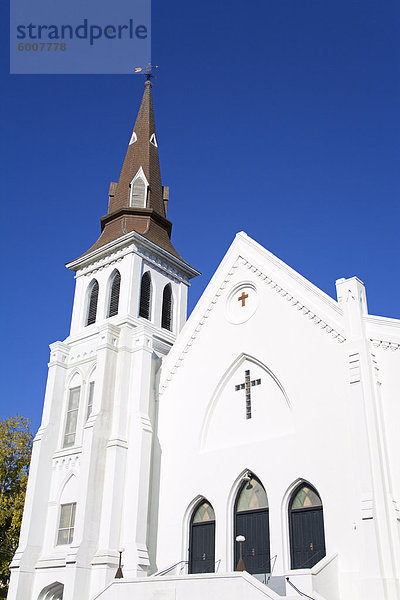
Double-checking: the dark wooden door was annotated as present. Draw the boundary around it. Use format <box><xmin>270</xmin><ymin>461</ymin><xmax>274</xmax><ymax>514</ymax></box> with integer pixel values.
<box><xmin>235</xmin><ymin>508</ymin><xmax>270</xmax><ymax>574</ymax></box>
<box><xmin>290</xmin><ymin>507</ymin><xmax>326</xmax><ymax>569</ymax></box>
<box><xmin>189</xmin><ymin>521</ymin><xmax>215</xmax><ymax>574</ymax></box>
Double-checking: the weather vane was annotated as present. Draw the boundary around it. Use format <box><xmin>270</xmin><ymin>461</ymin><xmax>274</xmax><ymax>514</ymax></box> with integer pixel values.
<box><xmin>133</xmin><ymin>63</ymin><xmax>159</xmax><ymax>80</ymax></box>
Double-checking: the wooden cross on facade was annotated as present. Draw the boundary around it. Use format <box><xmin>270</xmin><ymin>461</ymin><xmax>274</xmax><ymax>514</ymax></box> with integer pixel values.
<box><xmin>238</xmin><ymin>291</ymin><xmax>248</xmax><ymax>307</ymax></box>
<box><xmin>235</xmin><ymin>369</ymin><xmax>261</xmax><ymax>419</ymax></box>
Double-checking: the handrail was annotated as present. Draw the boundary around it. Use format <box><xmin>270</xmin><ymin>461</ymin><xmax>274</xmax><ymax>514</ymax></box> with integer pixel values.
<box><xmin>151</xmin><ymin>560</ymin><xmax>188</xmax><ymax>577</ymax></box>
<box><xmin>265</xmin><ymin>554</ymin><xmax>278</xmax><ymax>585</ymax></box>
<box><xmin>154</xmin><ymin>558</ymin><xmax>221</xmax><ymax>578</ymax></box>
<box><xmin>286</xmin><ymin>577</ymin><xmax>316</xmax><ymax>600</ymax></box>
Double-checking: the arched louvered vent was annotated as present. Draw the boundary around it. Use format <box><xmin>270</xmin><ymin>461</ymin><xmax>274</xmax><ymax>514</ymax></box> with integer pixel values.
<box><xmin>108</xmin><ymin>270</ymin><xmax>121</xmax><ymax>318</ymax></box>
<box><xmin>161</xmin><ymin>283</ymin><xmax>173</xmax><ymax>331</ymax></box>
<box><xmin>131</xmin><ymin>177</ymin><xmax>146</xmax><ymax>208</ymax></box>
<box><xmin>86</xmin><ymin>280</ymin><xmax>99</xmax><ymax>326</ymax></box>
<box><xmin>139</xmin><ymin>272</ymin><xmax>151</xmax><ymax>319</ymax></box>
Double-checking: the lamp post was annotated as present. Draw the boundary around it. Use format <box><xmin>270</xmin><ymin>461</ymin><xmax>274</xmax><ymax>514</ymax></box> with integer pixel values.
<box><xmin>115</xmin><ymin>548</ymin><xmax>125</xmax><ymax>579</ymax></box>
<box><xmin>235</xmin><ymin>535</ymin><xmax>246</xmax><ymax>571</ymax></box>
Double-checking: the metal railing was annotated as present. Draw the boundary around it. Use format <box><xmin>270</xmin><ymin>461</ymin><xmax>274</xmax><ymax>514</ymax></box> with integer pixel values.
<box><xmin>265</xmin><ymin>554</ymin><xmax>278</xmax><ymax>585</ymax></box>
<box><xmin>151</xmin><ymin>560</ymin><xmax>188</xmax><ymax>577</ymax></box>
<box><xmin>152</xmin><ymin>558</ymin><xmax>222</xmax><ymax>577</ymax></box>
<box><xmin>286</xmin><ymin>577</ymin><xmax>316</xmax><ymax>600</ymax></box>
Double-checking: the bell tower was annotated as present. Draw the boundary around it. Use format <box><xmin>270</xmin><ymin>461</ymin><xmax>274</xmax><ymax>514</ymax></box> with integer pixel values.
<box><xmin>8</xmin><ymin>81</ymin><xmax>199</xmax><ymax>600</ymax></box>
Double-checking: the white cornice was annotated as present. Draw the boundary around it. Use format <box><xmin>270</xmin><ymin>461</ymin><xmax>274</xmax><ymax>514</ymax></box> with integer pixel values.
<box><xmin>370</xmin><ymin>339</ymin><xmax>400</xmax><ymax>351</ymax></box>
<box><xmin>236</xmin><ymin>232</ymin><xmax>343</xmax><ymax>318</ymax></box>
<box><xmin>365</xmin><ymin>314</ymin><xmax>400</xmax><ymax>350</ymax></box>
<box><xmin>240</xmin><ymin>255</ymin><xmax>346</xmax><ymax>342</ymax></box>
<box><xmin>66</xmin><ymin>231</ymin><xmax>200</xmax><ymax>281</ymax></box>
<box><xmin>160</xmin><ymin>234</ymin><xmax>347</xmax><ymax>394</ymax></box>
<box><xmin>61</xmin><ymin>315</ymin><xmax>176</xmax><ymax>364</ymax></box>
<box><xmin>365</xmin><ymin>314</ymin><xmax>400</xmax><ymax>328</ymax></box>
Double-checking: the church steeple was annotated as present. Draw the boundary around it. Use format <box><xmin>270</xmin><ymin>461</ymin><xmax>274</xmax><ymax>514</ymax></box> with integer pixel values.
<box><xmin>110</xmin><ymin>79</ymin><xmax>164</xmax><ymax>215</ymax></box>
<box><xmin>82</xmin><ymin>80</ymin><xmax>182</xmax><ymax>260</ymax></box>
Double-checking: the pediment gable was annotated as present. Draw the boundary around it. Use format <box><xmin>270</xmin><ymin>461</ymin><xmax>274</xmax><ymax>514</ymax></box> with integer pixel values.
<box><xmin>160</xmin><ymin>232</ymin><xmax>346</xmax><ymax>394</ymax></box>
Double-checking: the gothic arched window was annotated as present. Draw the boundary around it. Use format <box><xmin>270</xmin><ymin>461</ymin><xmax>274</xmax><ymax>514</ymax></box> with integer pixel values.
<box><xmin>139</xmin><ymin>271</ymin><xmax>152</xmax><ymax>320</ymax></box>
<box><xmin>161</xmin><ymin>283</ymin><xmax>173</xmax><ymax>331</ymax></box>
<box><xmin>107</xmin><ymin>270</ymin><xmax>121</xmax><ymax>318</ymax></box>
<box><xmin>234</xmin><ymin>475</ymin><xmax>270</xmax><ymax>574</ymax></box>
<box><xmin>63</xmin><ymin>385</ymin><xmax>81</xmax><ymax>448</ymax></box>
<box><xmin>86</xmin><ymin>280</ymin><xmax>99</xmax><ymax>326</ymax></box>
<box><xmin>38</xmin><ymin>582</ymin><xmax>64</xmax><ymax>600</ymax></box>
<box><xmin>289</xmin><ymin>483</ymin><xmax>326</xmax><ymax>569</ymax></box>
<box><xmin>188</xmin><ymin>500</ymin><xmax>215</xmax><ymax>574</ymax></box>
<box><xmin>131</xmin><ymin>176</ymin><xmax>146</xmax><ymax>208</ymax></box>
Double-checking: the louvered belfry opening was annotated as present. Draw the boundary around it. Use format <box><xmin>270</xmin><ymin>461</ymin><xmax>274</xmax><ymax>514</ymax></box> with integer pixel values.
<box><xmin>108</xmin><ymin>270</ymin><xmax>121</xmax><ymax>318</ymax></box>
<box><xmin>131</xmin><ymin>176</ymin><xmax>146</xmax><ymax>208</ymax></box>
<box><xmin>86</xmin><ymin>280</ymin><xmax>99</xmax><ymax>326</ymax></box>
<box><xmin>139</xmin><ymin>271</ymin><xmax>151</xmax><ymax>319</ymax></box>
<box><xmin>161</xmin><ymin>283</ymin><xmax>173</xmax><ymax>331</ymax></box>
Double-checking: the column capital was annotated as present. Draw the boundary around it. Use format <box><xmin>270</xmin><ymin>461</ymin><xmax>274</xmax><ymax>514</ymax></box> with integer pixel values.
<box><xmin>48</xmin><ymin>341</ymin><xmax>70</xmax><ymax>367</ymax></box>
<box><xmin>96</xmin><ymin>323</ymin><xmax>120</xmax><ymax>352</ymax></box>
<box><xmin>336</xmin><ymin>276</ymin><xmax>368</xmax><ymax>341</ymax></box>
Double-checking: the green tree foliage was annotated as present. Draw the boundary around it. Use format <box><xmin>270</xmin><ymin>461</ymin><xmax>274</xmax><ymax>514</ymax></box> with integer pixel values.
<box><xmin>0</xmin><ymin>416</ymin><xmax>32</xmax><ymax>597</ymax></box>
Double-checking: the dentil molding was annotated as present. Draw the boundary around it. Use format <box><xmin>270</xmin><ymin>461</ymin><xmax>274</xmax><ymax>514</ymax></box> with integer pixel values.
<box><xmin>160</xmin><ymin>255</ymin><xmax>346</xmax><ymax>394</ymax></box>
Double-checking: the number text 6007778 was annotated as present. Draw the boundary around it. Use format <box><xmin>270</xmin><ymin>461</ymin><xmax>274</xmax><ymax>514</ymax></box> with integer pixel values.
<box><xmin>18</xmin><ymin>43</ymin><xmax>67</xmax><ymax>51</ymax></box>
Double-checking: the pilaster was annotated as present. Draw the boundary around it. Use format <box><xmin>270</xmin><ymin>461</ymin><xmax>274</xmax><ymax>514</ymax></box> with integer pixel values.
<box><xmin>120</xmin><ymin>326</ymin><xmax>159</xmax><ymax>577</ymax></box>
<box><xmin>336</xmin><ymin>277</ymin><xmax>400</xmax><ymax>599</ymax></box>
<box><xmin>67</xmin><ymin>324</ymin><xmax>120</xmax><ymax>599</ymax></box>
<box><xmin>8</xmin><ymin>342</ymin><xmax>70</xmax><ymax>600</ymax></box>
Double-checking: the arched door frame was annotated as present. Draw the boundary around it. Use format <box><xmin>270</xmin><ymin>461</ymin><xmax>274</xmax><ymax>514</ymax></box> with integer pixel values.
<box><xmin>282</xmin><ymin>478</ymin><xmax>305</xmax><ymax>571</ymax></box>
<box><xmin>187</xmin><ymin>497</ymin><xmax>216</xmax><ymax>574</ymax></box>
<box><xmin>284</xmin><ymin>479</ymin><xmax>326</xmax><ymax>571</ymax></box>
<box><xmin>184</xmin><ymin>495</ymin><xmax>205</xmax><ymax>567</ymax></box>
<box><xmin>232</xmin><ymin>471</ymin><xmax>270</xmax><ymax>574</ymax></box>
<box><xmin>226</xmin><ymin>469</ymin><xmax>256</xmax><ymax>572</ymax></box>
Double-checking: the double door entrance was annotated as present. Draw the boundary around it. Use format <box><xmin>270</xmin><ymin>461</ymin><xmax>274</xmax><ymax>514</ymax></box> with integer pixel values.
<box><xmin>188</xmin><ymin>502</ymin><xmax>215</xmax><ymax>574</ymax></box>
<box><xmin>289</xmin><ymin>505</ymin><xmax>325</xmax><ymax>568</ymax></box>
<box><xmin>234</xmin><ymin>507</ymin><xmax>270</xmax><ymax>574</ymax></box>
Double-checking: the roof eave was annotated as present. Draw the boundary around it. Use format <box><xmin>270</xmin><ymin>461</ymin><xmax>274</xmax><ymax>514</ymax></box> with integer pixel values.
<box><xmin>66</xmin><ymin>230</ymin><xmax>200</xmax><ymax>280</ymax></box>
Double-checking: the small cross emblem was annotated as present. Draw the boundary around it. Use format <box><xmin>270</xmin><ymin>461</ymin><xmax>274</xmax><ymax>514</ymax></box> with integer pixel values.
<box><xmin>235</xmin><ymin>369</ymin><xmax>261</xmax><ymax>419</ymax></box>
<box><xmin>238</xmin><ymin>291</ymin><xmax>248</xmax><ymax>307</ymax></box>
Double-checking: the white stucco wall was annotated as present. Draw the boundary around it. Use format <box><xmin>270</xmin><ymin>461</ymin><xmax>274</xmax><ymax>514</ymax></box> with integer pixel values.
<box><xmin>8</xmin><ymin>232</ymin><xmax>400</xmax><ymax>600</ymax></box>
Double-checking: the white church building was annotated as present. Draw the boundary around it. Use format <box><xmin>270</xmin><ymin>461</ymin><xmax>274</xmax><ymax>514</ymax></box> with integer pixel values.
<box><xmin>8</xmin><ymin>81</ymin><xmax>400</xmax><ymax>600</ymax></box>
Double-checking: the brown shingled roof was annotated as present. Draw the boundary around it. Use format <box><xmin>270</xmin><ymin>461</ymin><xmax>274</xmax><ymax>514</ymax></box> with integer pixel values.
<box><xmin>79</xmin><ymin>80</ymin><xmax>185</xmax><ymax>262</ymax></box>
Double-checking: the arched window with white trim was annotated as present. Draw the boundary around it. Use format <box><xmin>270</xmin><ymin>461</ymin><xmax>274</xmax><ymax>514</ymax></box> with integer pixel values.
<box><xmin>63</xmin><ymin>383</ymin><xmax>81</xmax><ymax>448</ymax></box>
<box><xmin>86</xmin><ymin>279</ymin><xmax>99</xmax><ymax>326</ymax></box>
<box><xmin>56</xmin><ymin>474</ymin><xmax>77</xmax><ymax>548</ymax></box>
<box><xmin>161</xmin><ymin>283</ymin><xmax>173</xmax><ymax>331</ymax></box>
<box><xmin>38</xmin><ymin>582</ymin><xmax>64</xmax><ymax>600</ymax></box>
<box><xmin>139</xmin><ymin>271</ymin><xmax>152</xmax><ymax>320</ymax></box>
<box><xmin>107</xmin><ymin>270</ymin><xmax>121</xmax><ymax>318</ymax></box>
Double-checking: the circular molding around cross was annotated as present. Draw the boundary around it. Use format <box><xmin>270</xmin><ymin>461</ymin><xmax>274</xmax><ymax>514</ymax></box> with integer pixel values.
<box><xmin>226</xmin><ymin>282</ymin><xmax>258</xmax><ymax>324</ymax></box>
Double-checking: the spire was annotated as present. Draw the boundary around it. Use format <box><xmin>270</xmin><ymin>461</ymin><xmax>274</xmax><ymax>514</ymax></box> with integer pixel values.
<box><xmin>81</xmin><ymin>81</ymin><xmax>182</xmax><ymax>260</ymax></box>
<box><xmin>110</xmin><ymin>80</ymin><xmax>164</xmax><ymax>215</ymax></box>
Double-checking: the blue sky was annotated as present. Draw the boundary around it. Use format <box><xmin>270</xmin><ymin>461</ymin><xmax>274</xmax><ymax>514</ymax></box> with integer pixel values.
<box><xmin>1</xmin><ymin>0</ymin><xmax>399</xmax><ymax>431</ymax></box>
